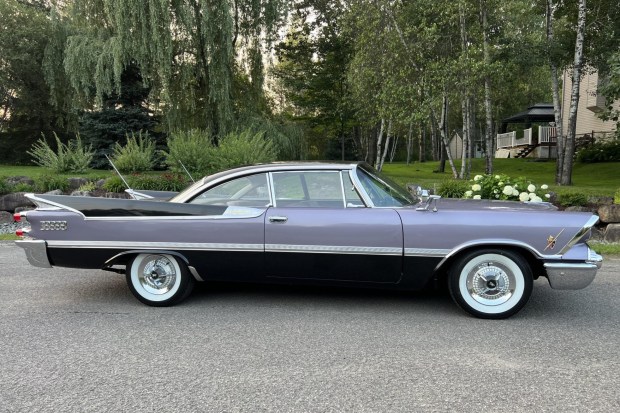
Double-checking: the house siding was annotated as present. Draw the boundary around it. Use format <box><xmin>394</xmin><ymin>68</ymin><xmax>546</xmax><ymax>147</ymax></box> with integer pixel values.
<box><xmin>562</xmin><ymin>70</ymin><xmax>618</xmax><ymax>136</ymax></box>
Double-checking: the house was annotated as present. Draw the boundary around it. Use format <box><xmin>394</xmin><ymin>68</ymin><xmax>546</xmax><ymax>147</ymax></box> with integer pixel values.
<box><xmin>496</xmin><ymin>71</ymin><xmax>618</xmax><ymax>159</ymax></box>
<box><xmin>495</xmin><ymin>103</ymin><xmax>557</xmax><ymax>159</ymax></box>
<box><xmin>561</xmin><ymin>70</ymin><xmax>618</xmax><ymax>141</ymax></box>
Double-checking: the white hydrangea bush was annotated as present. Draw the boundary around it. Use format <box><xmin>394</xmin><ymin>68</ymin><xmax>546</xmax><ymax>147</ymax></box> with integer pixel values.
<box><xmin>463</xmin><ymin>174</ymin><xmax>551</xmax><ymax>202</ymax></box>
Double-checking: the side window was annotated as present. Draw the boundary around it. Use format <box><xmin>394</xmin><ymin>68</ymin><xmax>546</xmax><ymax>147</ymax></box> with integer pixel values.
<box><xmin>341</xmin><ymin>171</ymin><xmax>365</xmax><ymax>207</ymax></box>
<box><xmin>189</xmin><ymin>173</ymin><xmax>270</xmax><ymax>207</ymax></box>
<box><xmin>272</xmin><ymin>171</ymin><xmax>345</xmax><ymax>208</ymax></box>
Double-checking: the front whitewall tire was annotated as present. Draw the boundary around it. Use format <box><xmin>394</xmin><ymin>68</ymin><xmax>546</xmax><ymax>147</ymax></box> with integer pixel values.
<box><xmin>448</xmin><ymin>250</ymin><xmax>533</xmax><ymax>319</ymax></box>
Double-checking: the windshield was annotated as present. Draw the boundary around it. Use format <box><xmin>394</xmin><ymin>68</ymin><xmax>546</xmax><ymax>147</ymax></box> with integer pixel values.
<box><xmin>356</xmin><ymin>164</ymin><xmax>415</xmax><ymax>207</ymax></box>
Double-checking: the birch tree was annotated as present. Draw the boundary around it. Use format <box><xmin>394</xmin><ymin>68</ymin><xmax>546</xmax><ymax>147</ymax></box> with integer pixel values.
<box><xmin>559</xmin><ymin>0</ymin><xmax>586</xmax><ymax>185</ymax></box>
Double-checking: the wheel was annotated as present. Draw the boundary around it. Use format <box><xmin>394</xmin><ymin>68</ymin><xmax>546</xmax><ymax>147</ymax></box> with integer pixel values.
<box><xmin>126</xmin><ymin>253</ymin><xmax>195</xmax><ymax>306</ymax></box>
<box><xmin>447</xmin><ymin>249</ymin><xmax>533</xmax><ymax>319</ymax></box>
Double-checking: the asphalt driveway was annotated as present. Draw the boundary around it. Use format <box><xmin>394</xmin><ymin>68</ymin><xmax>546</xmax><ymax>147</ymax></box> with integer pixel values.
<box><xmin>1</xmin><ymin>241</ymin><xmax>619</xmax><ymax>412</ymax></box>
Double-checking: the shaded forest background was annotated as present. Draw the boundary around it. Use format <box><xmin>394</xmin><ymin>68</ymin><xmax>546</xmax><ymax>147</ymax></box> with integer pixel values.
<box><xmin>1</xmin><ymin>0</ymin><xmax>619</xmax><ymax>183</ymax></box>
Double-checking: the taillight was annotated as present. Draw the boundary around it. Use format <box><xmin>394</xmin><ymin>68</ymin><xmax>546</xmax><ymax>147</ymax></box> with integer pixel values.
<box><xmin>16</xmin><ymin>229</ymin><xmax>24</xmax><ymax>237</ymax></box>
<box><xmin>13</xmin><ymin>213</ymin><xmax>21</xmax><ymax>222</ymax></box>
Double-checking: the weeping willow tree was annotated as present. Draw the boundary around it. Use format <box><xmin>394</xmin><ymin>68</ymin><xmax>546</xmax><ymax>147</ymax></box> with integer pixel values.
<box><xmin>44</xmin><ymin>0</ymin><xmax>287</xmax><ymax>141</ymax></box>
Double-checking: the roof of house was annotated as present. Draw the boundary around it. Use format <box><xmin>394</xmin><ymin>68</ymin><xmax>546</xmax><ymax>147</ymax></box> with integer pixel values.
<box><xmin>502</xmin><ymin>103</ymin><xmax>555</xmax><ymax>124</ymax></box>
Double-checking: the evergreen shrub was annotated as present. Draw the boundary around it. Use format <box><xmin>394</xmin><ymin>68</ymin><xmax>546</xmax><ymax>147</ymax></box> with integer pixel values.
<box><xmin>165</xmin><ymin>129</ymin><xmax>217</xmax><ymax>177</ymax></box>
<box><xmin>437</xmin><ymin>180</ymin><xmax>470</xmax><ymax>198</ymax></box>
<box><xmin>111</xmin><ymin>131</ymin><xmax>155</xmax><ymax>172</ymax></box>
<box><xmin>215</xmin><ymin>129</ymin><xmax>277</xmax><ymax>170</ymax></box>
<box><xmin>576</xmin><ymin>140</ymin><xmax>620</xmax><ymax>163</ymax></box>
<box><xmin>557</xmin><ymin>192</ymin><xmax>588</xmax><ymax>207</ymax></box>
<box><xmin>27</xmin><ymin>132</ymin><xmax>93</xmax><ymax>173</ymax></box>
<box><xmin>35</xmin><ymin>175</ymin><xmax>70</xmax><ymax>193</ymax></box>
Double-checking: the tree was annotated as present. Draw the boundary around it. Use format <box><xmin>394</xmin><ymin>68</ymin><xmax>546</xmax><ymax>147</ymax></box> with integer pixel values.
<box><xmin>273</xmin><ymin>0</ymin><xmax>355</xmax><ymax>160</ymax></box>
<box><xmin>44</xmin><ymin>0</ymin><xmax>288</xmax><ymax>141</ymax></box>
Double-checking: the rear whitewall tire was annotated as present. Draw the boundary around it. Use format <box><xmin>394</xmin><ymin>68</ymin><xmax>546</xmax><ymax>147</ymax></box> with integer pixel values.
<box><xmin>448</xmin><ymin>250</ymin><xmax>533</xmax><ymax>319</ymax></box>
<box><xmin>126</xmin><ymin>253</ymin><xmax>194</xmax><ymax>306</ymax></box>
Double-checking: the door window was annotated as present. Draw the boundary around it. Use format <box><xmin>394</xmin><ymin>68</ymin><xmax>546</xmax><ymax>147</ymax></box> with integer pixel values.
<box><xmin>272</xmin><ymin>171</ymin><xmax>345</xmax><ymax>208</ymax></box>
<box><xmin>189</xmin><ymin>173</ymin><xmax>270</xmax><ymax>207</ymax></box>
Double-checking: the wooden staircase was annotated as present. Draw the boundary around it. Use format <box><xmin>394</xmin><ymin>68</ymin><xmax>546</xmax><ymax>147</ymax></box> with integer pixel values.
<box><xmin>515</xmin><ymin>144</ymin><xmax>536</xmax><ymax>158</ymax></box>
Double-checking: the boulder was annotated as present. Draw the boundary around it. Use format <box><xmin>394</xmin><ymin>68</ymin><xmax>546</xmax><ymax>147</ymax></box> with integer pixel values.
<box><xmin>0</xmin><ymin>211</ymin><xmax>13</xmax><ymax>224</ymax></box>
<box><xmin>45</xmin><ymin>189</ymin><xmax>63</xmax><ymax>195</ymax></box>
<box><xmin>598</xmin><ymin>204</ymin><xmax>620</xmax><ymax>224</ymax></box>
<box><xmin>5</xmin><ymin>176</ymin><xmax>35</xmax><ymax>186</ymax></box>
<box><xmin>95</xmin><ymin>179</ymin><xmax>107</xmax><ymax>189</ymax></box>
<box><xmin>603</xmin><ymin>223</ymin><xmax>620</xmax><ymax>242</ymax></box>
<box><xmin>70</xmin><ymin>190</ymin><xmax>92</xmax><ymax>197</ymax></box>
<box><xmin>588</xmin><ymin>196</ymin><xmax>614</xmax><ymax>206</ymax></box>
<box><xmin>14</xmin><ymin>206</ymin><xmax>35</xmax><ymax>214</ymax></box>
<box><xmin>0</xmin><ymin>192</ymin><xmax>34</xmax><ymax>212</ymax></box>
<box><xmin>564</xmin><ymin>206</ymin><xmax>591</xmax><ymax>212</ymax></box>
<box><xmin>67</xmin><ymin>177</ymin><xmax>88</xmax><ymax>191</ymax></box>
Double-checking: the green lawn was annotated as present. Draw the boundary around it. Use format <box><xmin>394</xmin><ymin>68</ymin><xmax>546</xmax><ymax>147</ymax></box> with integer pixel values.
<box><xmin>382</xmin><ymin>158</ymin><xmax>620</xmax><ymax>197</ymax></box>
<box><xmin>0</xmin><ymin>165</ymin><xmax>111</xmax><ymax>180</ymax></box>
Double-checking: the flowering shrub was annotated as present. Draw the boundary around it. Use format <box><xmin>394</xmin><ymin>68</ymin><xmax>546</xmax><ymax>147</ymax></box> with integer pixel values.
<box><xmin>463</xmin><ymin>174</ymin><xmax>551</xmax><ymax>202</ymax></box>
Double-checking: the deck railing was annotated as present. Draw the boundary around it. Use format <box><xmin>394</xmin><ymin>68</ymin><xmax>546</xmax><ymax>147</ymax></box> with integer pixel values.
<box><xmin>539</xmin><ymin>126</ymin><xmax>557</xmax><ymax>143</ymax></box>
<box><xmin>496</xmin><ymin>128</ymin><xmax>533</xmax><ymax>149</ymax></box>
<box><xmin>497</xmin><ymin>131</ymin><xmax>516</xmax><ymax>149</ymax></box>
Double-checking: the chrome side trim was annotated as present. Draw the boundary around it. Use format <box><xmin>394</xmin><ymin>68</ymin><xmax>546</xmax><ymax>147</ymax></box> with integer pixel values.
<box><xmin>265</xmin><ymin>244</ymin><xmax>402</xmax><ymax>256</ymax></box>
<box><xmin>405</xmin><ymin>248</ymin><xmax>450</xmax><ymax>257</ymax></box>
<box><xmin>558</xmin><ymin>215</ymin><xmax>600</xmax><ymax>255</ymax></box>
<box><xmin>47</xmin><ymin>240</ymin><xmax>264</xmax><ymax>252</ymax></box>
<box><xmin>15</xmin><ymin>239</ymin><xmax>52</xmax><ymax>268</ymax></box>
<box><xmin>188</xmin><ymin>266</ymin><xmax>204</xmax><ymax>282</ymax></box>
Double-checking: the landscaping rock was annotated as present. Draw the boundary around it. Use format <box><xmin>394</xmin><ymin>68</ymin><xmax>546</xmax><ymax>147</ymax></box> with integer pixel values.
<box><xmin>598</xmin><ymin>204</ymin><xmax>620</xmax><ymax>224</ymax></box>
<box><xmin>0</xmin><ymin>211</ymin><xmax>13</xmax><ymax>224</ymax></box>
<box><xmin>588</xmin><ymin>196</ymin><xmax>614</xmax><ymax>206</ymax></box>
<box><xmin>603</xmin><ymin>223</ymin><xmax>620</xmax><ymax>242</ymax></box>
<box><xmin>67</xmin><ymin>177</ymin><xmax>88</xmax><ymax>191</ymax></box>
<box><xmin>0</xmin><ymin>192</ymin><xmax>34</xmax><ymax>212</ymax></box>
<box><xmin>95</xmin><ymin>179</ymin><xmax>107</xmax><ymax>189</ymax></box>
<box><xmin>564</xmin><ymin>206</ymin><xmax>591</xmax><ymax>212</ymax></box>
<box><xmin>14</xmin><ymin>206</ymin><xmax>35</xmax><ymax>214</ymax></box>
<box><xmin>45</xmin><ymin>189</ymin><xmax>63</xmax><ymax>195</ymax></box>
<box><xmin>5</xmin><ymin>176</ymin><xmax>35</xmax><ymax>186</ymax></box>
<box><xmin>70</xmin><ymin>190</ymin><xmax>92</xmax><ymax>197</ymax></box>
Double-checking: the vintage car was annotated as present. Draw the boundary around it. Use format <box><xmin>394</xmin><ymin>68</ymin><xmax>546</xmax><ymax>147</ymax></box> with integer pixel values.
<box><xmin>15</xmin><ymin>162</ymin><xmax>602</xmax><ymax>318</ymax></box>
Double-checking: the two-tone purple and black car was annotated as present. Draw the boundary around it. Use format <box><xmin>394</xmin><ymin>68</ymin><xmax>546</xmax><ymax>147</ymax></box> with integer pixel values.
<box><xmin>15</xmin><ymin>162</ymin><xmax>602</xmax><ymax>318</ymax></box>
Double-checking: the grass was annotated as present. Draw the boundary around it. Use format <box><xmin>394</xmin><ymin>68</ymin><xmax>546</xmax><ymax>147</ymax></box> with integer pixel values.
<box><xmin>0</xmin><ymin>165</ymin><xmax>110</xmax><ymax>180</ymax></box>
<box><xmin>589</xmin><ymin>241</ymin><xmax>620</xmax><ymax>257</ymax></box>
<box><xmin>382</xmin><ymin>158</ymin><xmax>620</xmax><ymax>197</ymax></box>
<box><xmin>0</xmin><ymin>234</ymin><xmax>18</xmax><ymax>241</ymax></box>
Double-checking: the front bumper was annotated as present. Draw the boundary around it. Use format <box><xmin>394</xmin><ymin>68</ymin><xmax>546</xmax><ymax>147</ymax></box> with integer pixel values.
<box><xmin>544</xmin><ymin>249</ymin><xmax>603</xmax><ymax>290</ymax></box>
<box><xmin>15</xmin><ymin>239</ymin><xmax>52</xmax><ymax>268</ymax></box>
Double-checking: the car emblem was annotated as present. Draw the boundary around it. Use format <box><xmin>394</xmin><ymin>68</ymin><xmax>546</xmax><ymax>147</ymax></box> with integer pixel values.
<box><xmin>544</xmin><ymin>229</ymin><xmax>565</xmax><ymax>251</ymax></box>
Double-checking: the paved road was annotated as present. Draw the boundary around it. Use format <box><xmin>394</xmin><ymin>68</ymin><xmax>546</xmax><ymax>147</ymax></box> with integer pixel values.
<box><xmin>1</xmin><ymin>242</ymin><xmax>619</xmax><ymax>412</ymax></box>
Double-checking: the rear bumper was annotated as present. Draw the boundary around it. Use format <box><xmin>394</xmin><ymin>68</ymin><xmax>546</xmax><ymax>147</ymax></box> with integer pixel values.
<box><xmin>544</xmin><ymin>249</ymin><xmax>602</xmax><ymax>290</ymax></box>
<box><xmin>15</xmin><ymin>239</ymin><xmax>52</xmax><ymax>268</ymax></box>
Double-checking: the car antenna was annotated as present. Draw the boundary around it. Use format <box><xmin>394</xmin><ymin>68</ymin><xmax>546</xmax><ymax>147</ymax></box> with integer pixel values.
<box><xmin>105</xmin><ymin>154</ymin><xmax>132</xmax><ymax>191</ymax></box>
<box><xmin>178</xmin><ymin>160</ymin><xmax>195</xmax><ymax>183</ymax></box>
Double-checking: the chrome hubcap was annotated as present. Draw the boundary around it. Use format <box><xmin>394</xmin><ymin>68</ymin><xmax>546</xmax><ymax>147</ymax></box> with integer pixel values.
<box><xmin>467</xmin><ymin>262</ymin><xmax>514</xmax><ymax>306</ymax></box>
<box><xmin>138</xmin><ymin>256</ymin><xmax>177</xmax><ymax>295</ymax></box>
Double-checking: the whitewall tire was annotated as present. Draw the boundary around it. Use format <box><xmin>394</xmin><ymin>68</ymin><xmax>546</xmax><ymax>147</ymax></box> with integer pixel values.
<box><xmin>448</xmin><ymin>250</ymin><xmax>533</xmax><ymax>319</ymax></box>
<box><xmin>126</xmin><ymin>253</ymin><xmax>194</xmax><ymax>306</ymax></box>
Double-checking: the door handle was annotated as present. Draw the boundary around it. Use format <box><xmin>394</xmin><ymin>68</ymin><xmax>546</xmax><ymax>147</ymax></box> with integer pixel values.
<box><xmin>268</xmin><ymin>216</ymin><xmax>288</xmax><ymax>223</ymax></box>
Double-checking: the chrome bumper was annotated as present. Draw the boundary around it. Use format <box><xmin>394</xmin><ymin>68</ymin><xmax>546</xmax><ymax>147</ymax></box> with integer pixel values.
<box><xmin>15</xmin><ymin>239</ymin><xmax>52</xmax><ymax>268</ymax></box>
<box><xmin>544</xmin><ymin>250</ymin><xmax>603</xmax><ymax>290</ymax></box>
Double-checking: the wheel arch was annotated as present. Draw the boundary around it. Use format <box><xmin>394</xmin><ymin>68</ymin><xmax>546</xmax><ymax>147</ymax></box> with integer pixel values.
<box><xmin>102</xmin><ymin>250</ymin><xmax>203</xmax><ymax>281</ymax></box>
<box><xmin>434</xmin><ymin>241</ymin><xmax>545</xmax><ymax>281</ymax></box>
